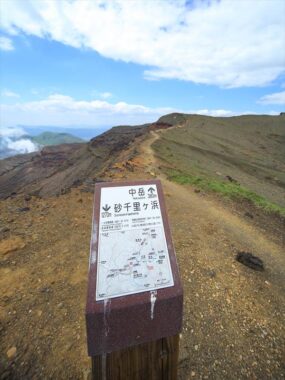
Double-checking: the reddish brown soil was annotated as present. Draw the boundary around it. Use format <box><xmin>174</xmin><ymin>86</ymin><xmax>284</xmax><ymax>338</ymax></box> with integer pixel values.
<box><xmin>0</xmin><ymin>128</ymin><xmax>284</xmax><ymax>379</ymax></box>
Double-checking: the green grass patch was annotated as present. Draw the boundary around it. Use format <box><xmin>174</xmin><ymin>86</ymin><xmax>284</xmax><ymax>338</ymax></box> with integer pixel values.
<box><xmin>167</xmin><ymin>169</ymin><xmax>285</xmax><ymax>217</ymax></box>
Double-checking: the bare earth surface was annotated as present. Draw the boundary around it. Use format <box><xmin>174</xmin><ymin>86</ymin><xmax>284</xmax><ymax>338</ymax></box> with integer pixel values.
<box><xmin>0</xmin><ymin>127</ymin><xmax>284</xmax><ymax>379</ymax></box>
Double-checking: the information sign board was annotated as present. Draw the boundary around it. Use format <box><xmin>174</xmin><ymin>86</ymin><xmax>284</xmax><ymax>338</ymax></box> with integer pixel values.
<box><xmin>96</xmin><ymin>184</ymin><xmax>174</xmax><ymax>300</ymax></box>
<box><xmin>86</xmin><ymin>180</ymin><xmax>183</xmax><ymax>356</ymax></box>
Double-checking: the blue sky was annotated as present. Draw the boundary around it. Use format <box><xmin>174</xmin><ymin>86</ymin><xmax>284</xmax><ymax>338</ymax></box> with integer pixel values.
<box><xmin>0</xmin><ymin>0</ymin><xmax>285</xmax><ymax>132</ymax></box>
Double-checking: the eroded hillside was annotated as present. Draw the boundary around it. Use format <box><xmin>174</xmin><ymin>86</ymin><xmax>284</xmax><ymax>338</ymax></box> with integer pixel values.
<box><xmin>0</xmin><ymin>124</ymin><xmax>148</xmax><ymax>199</ymax></box>
<box><xmin>0</xmin><ymin>114</ymin><xmax>284</xmax><ymax>379</ymax></box>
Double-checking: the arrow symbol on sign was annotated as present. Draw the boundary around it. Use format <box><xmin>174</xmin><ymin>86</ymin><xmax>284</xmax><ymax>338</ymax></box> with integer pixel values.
<box><xmin>102</xmin><ymin>204</ymin><xmax>111</xmax><ymax>212</ymax></box>
<box><xmin>148</xmin><ymin>187</ymin><xmax>156</xmax><ymax>194</ymax></box>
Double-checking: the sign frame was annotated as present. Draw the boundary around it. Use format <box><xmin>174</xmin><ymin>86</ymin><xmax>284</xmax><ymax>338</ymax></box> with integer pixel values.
<box><xmin>86</xmin><ymin>180</ymin><xmax>183</xmax><ymax>356</ymax></box>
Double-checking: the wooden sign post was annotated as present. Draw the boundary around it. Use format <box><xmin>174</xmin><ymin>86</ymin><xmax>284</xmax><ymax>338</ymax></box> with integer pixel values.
<box><xmin>86</xmin><ymin>180</ymin><xmax>183</xmax><ymax>379</ymax></box>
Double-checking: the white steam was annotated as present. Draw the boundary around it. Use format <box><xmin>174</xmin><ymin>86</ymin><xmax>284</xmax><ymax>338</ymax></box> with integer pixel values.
<box><xmin>1</xmin><ymin>126</ymin><xmax>27</xmax><ymax>138</ymax></box>
<box><xmin>0</xmin><ymin>126</ymin><xmax>39</xmax><ymax>158</ymax></box>
<box><xmin>8</xmin><ymin>138</ymin><xmax>38</xmax><ymax>153</ymax></box>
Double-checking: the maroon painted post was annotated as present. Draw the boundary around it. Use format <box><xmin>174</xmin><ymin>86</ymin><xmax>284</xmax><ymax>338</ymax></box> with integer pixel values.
<box><xmin>86</xmin><ymin>180</ymin><xmax>183</xmax><ymax>379</ymax></box>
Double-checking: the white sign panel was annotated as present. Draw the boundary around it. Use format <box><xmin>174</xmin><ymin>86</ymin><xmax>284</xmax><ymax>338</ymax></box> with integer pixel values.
<box><xmin>96</xmin><ymin>184</ymin><xmax>174</xmax><ymax>300</ymax></box>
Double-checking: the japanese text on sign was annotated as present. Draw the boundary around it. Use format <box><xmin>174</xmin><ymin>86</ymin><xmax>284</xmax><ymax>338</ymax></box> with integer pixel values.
<box><xmin>96</xmin><ymin>184</ymin><xmax>174</xmax><ymax>300</ymax></box>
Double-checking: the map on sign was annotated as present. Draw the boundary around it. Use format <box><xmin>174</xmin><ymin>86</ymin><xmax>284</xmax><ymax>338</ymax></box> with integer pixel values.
<box><xmin>96</xmin><ymin>184</ymin><xmax>174</xmax><ymax>300</ymax></box>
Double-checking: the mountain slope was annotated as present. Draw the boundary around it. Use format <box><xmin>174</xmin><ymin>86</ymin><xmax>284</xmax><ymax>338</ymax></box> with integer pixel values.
<box><xmin>1</xmin><ymin>114</ymin><xmax>284</xmax><ymax>210</ymax></box>
<box><xmin>0</xmin><ymin>120</ymin><xmax>284</xmax><ymax>379</ymax></box>
<box><xmin>0</xmin><ymin>124</ymin><xmax>149</xmax><ymax>198</ymax></box>
<box><xmin>153</xmin><ymin>114</ymin><xmax>285</xmax><ymax>208</ymax></box>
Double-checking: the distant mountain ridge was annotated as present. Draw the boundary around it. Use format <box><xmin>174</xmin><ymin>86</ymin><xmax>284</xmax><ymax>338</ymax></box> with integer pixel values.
<box><xmin>30</xmin><ymin>132</ymin><xmax>84</xmax><ymax>146</ymax></box>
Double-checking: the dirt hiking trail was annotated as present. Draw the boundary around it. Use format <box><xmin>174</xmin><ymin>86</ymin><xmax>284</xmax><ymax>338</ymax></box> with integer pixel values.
<box><xmin>0</xmin><ymin>127</ymin><xmax>284</xmax><ymax>379</ymax></box>
<box><xmin>138</xmin><ymin>129</ymin><xmax>285</xmax><ymax>379</ymax></box>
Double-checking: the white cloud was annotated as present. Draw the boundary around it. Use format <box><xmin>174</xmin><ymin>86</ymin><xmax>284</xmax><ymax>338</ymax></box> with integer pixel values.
<box><xmin>1</xmin><ymin>93</ymin><xmax>248</xmax><ymax>128</ymax></box>
<box><xmin>194</xmin><ymin>109</ymin><xmax>234</xmax><ymax>117</ymax></box>
<box><xmin>1</xmin><ymin>89</ymin><xmax>20</xmax><ymax>98</ymax></box>
<box><xmin>0</xmin><ymin>94</ymin><xmax>177</xmax><ymax>127</ymax></box>
<box><xmin>0</xmin><ymin>36</ymin><xmax>14</xmax><ymax>51</ymax></box>
<box><xmin>258</xmin><ymin>91</ymin><xmax>285</xmax><ymax>105</ymax></box>
<box><xmin>1</xmin><ymin>0</ymin><xmax>284</xmax><ymax>88</ymax></box>
<box><xmin>100</xmin><ymin>92</ymin><xmax>112</xmax><ymax>99</ymax></box>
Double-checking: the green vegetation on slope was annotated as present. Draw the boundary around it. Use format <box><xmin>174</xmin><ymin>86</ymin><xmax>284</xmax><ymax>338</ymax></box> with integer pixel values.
<box><xmin>31</xmin><ymin>132</ymin><xmax>84</xmax><ymax>146</ymax></box>
<box><xmin>165</xmin><ymin>168</ymin><xmax>285</xmax><ymax>217</ymax></box>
